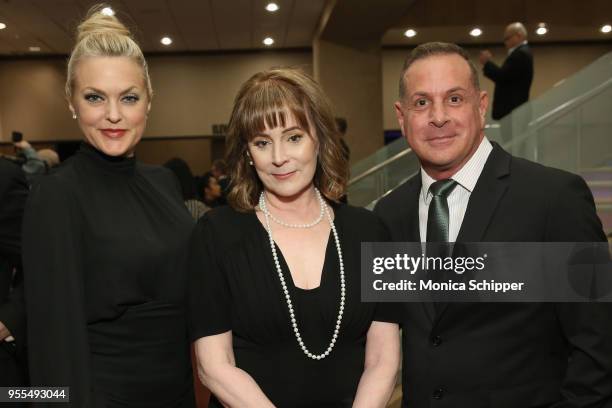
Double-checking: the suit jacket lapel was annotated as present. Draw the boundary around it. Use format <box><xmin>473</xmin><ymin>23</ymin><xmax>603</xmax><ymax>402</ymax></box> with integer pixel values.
<box><xmin>432</xmin><ymin>143</ymin><xmax>511</xmax><ymax>324</ymax></box>
<box><xmin>404</xmin><ymin>178</ymin><xmax>421</xmax><ymax>243</ymax></box>
<box><xmin>456</xmin><ymin>142</ymin><xmax>511</xmax><ymax>242</ymax></box>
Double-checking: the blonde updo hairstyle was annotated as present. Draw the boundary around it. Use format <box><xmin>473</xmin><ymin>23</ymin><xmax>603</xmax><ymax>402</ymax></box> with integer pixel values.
<box><xmin>65</xmin><ymin>4</ymin><xmax>153</xmax><ymax>100</ymax></box>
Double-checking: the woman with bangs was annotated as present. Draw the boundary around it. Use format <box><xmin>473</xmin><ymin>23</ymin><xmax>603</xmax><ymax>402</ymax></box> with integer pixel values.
<box><xmin>188</xmin><ymin>68</ymin><xmax>400</xmax><ymax>407</ymax></box>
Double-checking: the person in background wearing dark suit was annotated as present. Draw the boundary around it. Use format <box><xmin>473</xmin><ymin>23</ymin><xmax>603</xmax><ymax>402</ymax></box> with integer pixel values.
<box><xmin>164</xmin><ymin>157</ymin><xmax>210</xmax><ymax>220</ymax></box>
<box><xmin>479</xmin><ymin>22</ymin><xmax>533</xmax><ymax>122</ymax></box>
<box><xmin>375</xmin><ymin>41</ymin><xmax>612</xmax><ymax>408</ymax></box>
<box><xmin>0</xmin><ymin>158</ymin><xmax>29</xmax><ymax>391</ymax></box>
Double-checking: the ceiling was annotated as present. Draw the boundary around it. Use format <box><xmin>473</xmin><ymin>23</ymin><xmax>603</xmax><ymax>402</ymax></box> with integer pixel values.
<box><xmin>0</xmin><ymin>0</ymin><xmax>327</xmax><ymax>55</ymax></box>
<box><xmin>383</xmin><ymin>0</ymin><xmax>612</xmax><ymax>46</ymax></box>
<box><xmin>0</xmin><ymin>0</ymin><xmax>610</xmax><ymax>57</ymax></box>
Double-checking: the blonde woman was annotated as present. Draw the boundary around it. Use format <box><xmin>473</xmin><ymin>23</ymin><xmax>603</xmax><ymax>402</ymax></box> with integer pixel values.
<box><xmin>22</xmin><ymin>5</ymin><xmax>195</xmax><ymax>407</ymax></box>
<box><xmin>189</xmin><ymin>68</ymin><xmax>400</xmax><ymax>407</ymax></box>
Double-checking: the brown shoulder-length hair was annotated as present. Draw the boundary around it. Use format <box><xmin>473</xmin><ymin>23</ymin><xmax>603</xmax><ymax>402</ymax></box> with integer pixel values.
<box><xmin>226</xmin><ymin>67</ymin><xmax>348</xmax><ymax>211</ymax></box>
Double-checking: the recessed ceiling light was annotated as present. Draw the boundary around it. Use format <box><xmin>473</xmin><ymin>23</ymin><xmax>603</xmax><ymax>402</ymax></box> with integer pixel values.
<box><xmin>265</xmin><ymin>3</ymin><xmax>279</xmax><ymax>12</ymax></box>
<box><xmin>0</xmin><ymin>23</ymin><xmax>6</xmax><ymax>30</ymax></box>
<box><xmin>29</xmin><ymin>46</ymin><xmax>41</xmax><ymax>52</ymax></box>
<box><xmin>263</xmin><ymin>37</ymin><xmax>274</xmax><ymax>46</ymax></box>
<box><xmin>536</xmin><ymin>23</ymin><xmax>547</xmax><ymax>36</ymax></box>
<box><xmin>601</xmin><ymin>24</ymin><xmax>612</xmax><ymax>34</ymax></box>
<box><xmin>101</xmin><ymin>7</ymin><xmax>115</xmax><ymax>16</ymax></box>
<box><xmin>404</xmin><ymin>29</ymin><xmax>417</xmax><ymax>38</ymax></box>
<box><xmin>160</xmin><ymin>36</ymin><xmax>172</xmax><ymax>46</ymax></box>
<box><xmin>469</xmin><ymin>27</ymin><xmax>482</xmax><ymax>37</ymax></box>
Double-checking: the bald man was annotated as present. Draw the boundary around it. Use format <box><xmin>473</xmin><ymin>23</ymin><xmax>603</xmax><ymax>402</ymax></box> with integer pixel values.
<box><xmin>479</xmin><ymin>22</ymin><xmax>533</xmax><ymax>121</ymax></box>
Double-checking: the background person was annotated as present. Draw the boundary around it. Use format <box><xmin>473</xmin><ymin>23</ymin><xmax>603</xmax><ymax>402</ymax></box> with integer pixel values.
<box><xmin>210</xmin><ymin>159</ymin><xmax>230</xmax><ymax>203</ymax></box>
<box><xmin>199</xmin><ymin>171</ymin><xmax>223</xmax><ymax>208</ymax></box>
<box><xmin>164</xmin><ymin>157</ymin><xmax>210</xmax><ymax>220</ymax></box>
<box><xmin>479</xmin><ymin>22</ymin><xmax>533</xmax><ymax>122</ymax></box>
<box><xmin>189</xmin><ymin>68</ymin><xmax>400</xmax><ymax>408</ymax></box>
<box><xmin>13</xmin><ymin>140</ymin><xmax>60</xmax><ymax>182</ymax></box>
<box><xmin>22</xmin><ymin>5</ymin><xmax>195</xmax><ymax>407</ymax></box>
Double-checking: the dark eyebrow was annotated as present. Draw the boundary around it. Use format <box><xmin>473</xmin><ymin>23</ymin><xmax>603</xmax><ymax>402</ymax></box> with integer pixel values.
<box><xmin>252</xmin><ymin>132</ymin><xmax>271</xmax><ymax>138</ymax></box>
<box><xmin>253</xmin><ymin>126</ymin><xmax>303</xmax><ymax>138</ymax></box>
<box><xmin>282</xmin><ymin>126</ymin><xmax>302</xmax><ymax>134</ymax></box>
<box><xmin>410</xmin><ymin>91</ymin><xmax>430</xmax><ymax>98</ymax></box>
<box><xmin>410</xmin><ymin>87</ymin><xmax>468</xmax><ymax>98</ymax></box>
<box><xmin>447</xmin><ymin>87</ymin><xmax>468</xmax><ymax>94</ymax></box>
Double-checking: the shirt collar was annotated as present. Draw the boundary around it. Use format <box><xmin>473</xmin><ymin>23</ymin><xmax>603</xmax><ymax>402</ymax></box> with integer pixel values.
<box><xmin>420</xmin><ymin>136</ymin><xmax>493</xmax><ymax>203</ymax></box>
<box><xmin>508</xmin><ymin>40</ymin><xmax>528</xmax><ymax>55</ymax></box>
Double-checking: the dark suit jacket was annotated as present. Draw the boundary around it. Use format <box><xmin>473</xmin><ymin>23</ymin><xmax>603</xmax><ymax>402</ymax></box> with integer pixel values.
<box><xmin>0</xmin><ymin>158</ymin><xmax>29</xmax><ymax>386</ymax></box>
<box><xmin>374</xmin><ymin>143</ymin><xmax>612</xmax><ymax>408</ymax></box>
<box><xmin>484</xmin><ymin>44</ymin><xmax>533</xmax><ymax>120</ymax></box>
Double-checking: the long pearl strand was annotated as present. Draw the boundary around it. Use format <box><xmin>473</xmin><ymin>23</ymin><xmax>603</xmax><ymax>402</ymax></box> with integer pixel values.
<box><xmin>259</xmin><ymin>189</ymin><xmax>345</xmax><ymax>360</ymax></box>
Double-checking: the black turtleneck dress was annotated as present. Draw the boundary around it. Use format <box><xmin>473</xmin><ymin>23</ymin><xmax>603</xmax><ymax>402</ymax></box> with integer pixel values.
<box><xmin>22</xmin><ymin>144</ymin><xmax>195</xmax><ymax>408</ymax></box>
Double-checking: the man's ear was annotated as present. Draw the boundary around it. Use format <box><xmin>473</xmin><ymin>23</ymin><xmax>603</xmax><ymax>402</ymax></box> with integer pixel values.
<box><xmin>394</xmin><ymin>101</ymin><xmax>406</xmax><ymax>137</ymax></box>
<box><xmin>478</xmin><ymin>90</ymin><xmax>489</xmax><ymax>129</ymax></box>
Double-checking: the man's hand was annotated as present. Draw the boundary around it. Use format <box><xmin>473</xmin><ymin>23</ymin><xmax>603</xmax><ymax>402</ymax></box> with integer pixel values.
<box><xmin>479</xmin><ymin>50</ymin><xmax>492</xmax><ymax>65</ymax></box>
<box><xmin>13</xmin><ymin>140</ymin><xmax>32</xmax><ymax>150</ymax></box>
<box><xmin>0</xmin><ymin>320</ymin><xmax>12</xmax><ymax>341</ymax></box>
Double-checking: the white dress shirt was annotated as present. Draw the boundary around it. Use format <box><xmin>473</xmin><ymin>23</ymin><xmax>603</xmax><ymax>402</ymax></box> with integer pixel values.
<box><xmin>419</xmin><ymin>137</ymin><xmax>493</xmax><ymax>243</ymax></box>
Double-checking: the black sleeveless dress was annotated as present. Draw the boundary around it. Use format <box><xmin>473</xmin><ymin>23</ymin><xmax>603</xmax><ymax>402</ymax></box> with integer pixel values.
<box><xmin>23</xmin><ymin>143</ymin><xmax>196</xmax><ymax>407</ymax></box>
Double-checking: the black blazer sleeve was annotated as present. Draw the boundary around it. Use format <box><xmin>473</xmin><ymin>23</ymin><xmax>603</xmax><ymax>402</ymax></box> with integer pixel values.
<box><xmin>0</xmin><ymin>159</ymin><xmax>28</xmax><ymax>264</ymax></box>
<box><xmin>0</xmin><ymin>159</ymin><xmax>28</xmax><ymax>345</ymax></box>
<box><xmin>546</xmin><ymin>174</ymin><xmax>612</xmax><ymax>408</ymax></box>
<box><xmin>23</xmin><ymin>176</ymin><xmax>94</xmax><ymax>407</ymax></box>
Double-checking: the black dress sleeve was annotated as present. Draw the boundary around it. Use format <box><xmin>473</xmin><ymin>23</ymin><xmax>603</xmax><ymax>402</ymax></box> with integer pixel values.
<box><xmin>0</xmin><ymin>159</ymin><xmax>28</xmax><ymax>265</ymax></box>
<box><xmin>365</xmin><ymin>211</ymin><xmax>402</xmax><ymax>325</ymax></box>
<box><xmin>23</xmin><ymin>176</ymin><xmax>94</xmax><ymax>407</ymax></box>
<box><xmin>188</xmin><ymin>213</ymin><xmax>232</xmax><ymax>341</ymax></box>
<box><xmin>0</xmin><ymin>159</ymin><xmax>28</xmax><ymax>347</ymax></box>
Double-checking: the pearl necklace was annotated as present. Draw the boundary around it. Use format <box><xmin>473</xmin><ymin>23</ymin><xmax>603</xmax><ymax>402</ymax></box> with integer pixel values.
<box><xmin>259</xmin><ymin>189</ymin><xmax>345</xmax><ymax>360</ymax></box>
<box><xmin>260</xmin><ymin>189</ymin><xmax>325</xmax><ymax>228</ymax></box>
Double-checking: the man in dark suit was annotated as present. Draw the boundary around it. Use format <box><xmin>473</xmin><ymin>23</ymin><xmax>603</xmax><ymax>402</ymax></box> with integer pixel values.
<box><xmin>480</xmin><ymin>22</ymin><xmax>533</xmax><ymax>121</ymax></box>
<box><xmin>0</xmin><ymin>157</ymin><xmax>29</xmax><ymax>387</ymax></box>
<box><xmin>375</xmin><ymin>42</ymin><xmax>612</xmax><ymax>407</ymax></box>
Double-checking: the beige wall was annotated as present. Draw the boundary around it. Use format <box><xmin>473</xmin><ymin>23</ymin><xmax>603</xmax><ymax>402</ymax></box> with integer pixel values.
<box><xmin>0</xmin><ymin>51</ymin><xmax>312</xmax><ymax>142</ymax></box>
<box><xmin>146</xmin><ymin>52</ymin><xmax>312</xmax><ymax>137</ymax></box>
<box><xmin>0</xmin><ymin>59</ymin><xmax>75</xmax><ymax>141</ymax></box>
<box><xmin>382</xmin><ymin>43</ymin><xmax>612</xmax><ymax>129</ymax></box>
<box><xmin>1</xmin><ymin>43</ymin><xmax>609</xmax><ymax>160</ymax></box>
<box><xmin>314</xmin><ymin>39</ymin><xmax>384</xmax><ymax>163</ymax></box>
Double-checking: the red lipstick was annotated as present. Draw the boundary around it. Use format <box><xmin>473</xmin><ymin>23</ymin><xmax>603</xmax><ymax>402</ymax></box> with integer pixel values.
<box><xmin>100</xmin><ymin>128</ymin><xmax>127</xmax><ymax>138</ymax></box>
